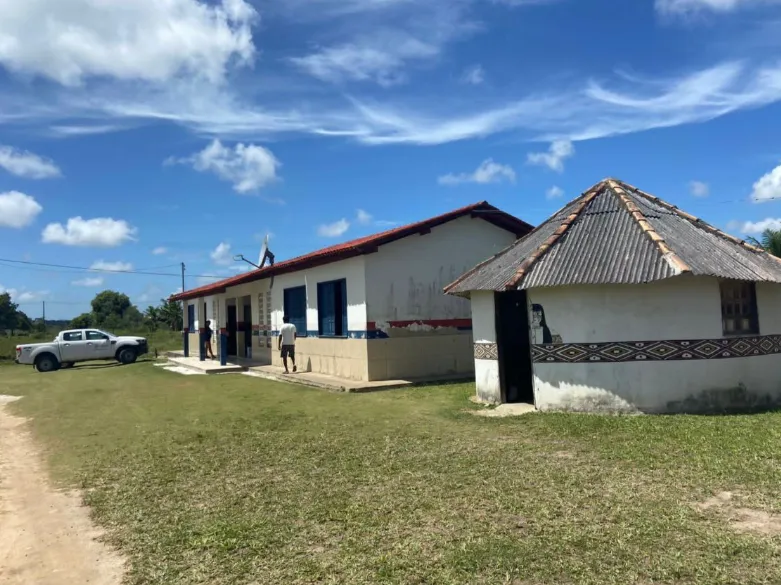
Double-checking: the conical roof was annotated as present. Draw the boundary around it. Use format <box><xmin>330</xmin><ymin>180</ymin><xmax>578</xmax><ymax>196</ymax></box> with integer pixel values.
<box><xmin>446</xmin><ymin>178</ymin><xmax>781</xmax><ymax>297</ymax></box>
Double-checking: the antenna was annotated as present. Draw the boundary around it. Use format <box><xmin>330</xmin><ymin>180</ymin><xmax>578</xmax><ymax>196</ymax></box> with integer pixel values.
<box><xmin>258</xmin><ymin>234</ymin><xmax>275</xmax><ymax>268</ymax></box>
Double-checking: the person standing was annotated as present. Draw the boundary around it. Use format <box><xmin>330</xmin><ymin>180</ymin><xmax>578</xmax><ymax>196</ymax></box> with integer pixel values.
<box><xmin>203</xmin><ymin>320</ymin><xmax>216</xmax><ymax>360</ymax></box>
<box><xmin>278</xmin><ymin>315</ymin><xmax>297</xmax><ymax>373</ymax></box>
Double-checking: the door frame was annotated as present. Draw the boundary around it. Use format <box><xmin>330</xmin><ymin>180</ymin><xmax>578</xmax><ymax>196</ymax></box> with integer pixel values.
<box><xmin>494</xmin><ymin>290</ymin><xmax>535</xmax><ymax>405</ymax></box>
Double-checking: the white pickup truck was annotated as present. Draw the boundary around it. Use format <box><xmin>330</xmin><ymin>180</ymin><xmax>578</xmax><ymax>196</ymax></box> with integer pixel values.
<box><xmin>15</xmin><ymin>329</ymin><xmax>149</xmax><ymax>372</ymax></box>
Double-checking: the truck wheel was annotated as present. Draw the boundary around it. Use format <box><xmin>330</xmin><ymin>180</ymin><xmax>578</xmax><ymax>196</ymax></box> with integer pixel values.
<box><xmin>35</xmin><ymin>354</ymin><xmax>59</xmax><ymax>373</ymax></box>
<box><xmin>118</xmin><ymin>348</ymin><xmax>137</xmax><ymax>365</ymax></box>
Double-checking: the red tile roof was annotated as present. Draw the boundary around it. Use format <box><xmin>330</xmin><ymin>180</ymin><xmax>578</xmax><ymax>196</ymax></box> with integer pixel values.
<box><xmin>171</xmin><ymin>201</ymin><xmax>533</xmax><ymax>302</ymax></box>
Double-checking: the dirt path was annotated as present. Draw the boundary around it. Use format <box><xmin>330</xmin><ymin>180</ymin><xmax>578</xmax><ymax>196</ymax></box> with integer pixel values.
<box><xmin>0</xmin><ymin>396</ymin><xmax>125</xmax><ymax>585</ymax></box>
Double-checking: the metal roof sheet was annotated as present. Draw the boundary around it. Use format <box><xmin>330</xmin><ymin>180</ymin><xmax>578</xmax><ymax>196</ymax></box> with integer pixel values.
<box><xmin>446</xmin><ymin>178</ymin><xmax>781</xmax><ymax>296</ymax></box>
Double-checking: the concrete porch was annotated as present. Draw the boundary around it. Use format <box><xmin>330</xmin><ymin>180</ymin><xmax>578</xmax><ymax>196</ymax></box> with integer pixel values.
<box><xmin>164</xmin><ymin>353</ymin><xmax>470</xmax><ymax>393</ymax></box>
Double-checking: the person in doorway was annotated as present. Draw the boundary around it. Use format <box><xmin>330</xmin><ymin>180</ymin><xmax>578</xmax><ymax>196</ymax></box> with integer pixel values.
<box><xmin>278</xmin><ymin>315</ymin><xmax>297</xmax><ymax>373</ymax></box>
<box><xmin>204</xmin><ymin>320</ymin><xmax>216</xmax><ymax>360</ymax></box>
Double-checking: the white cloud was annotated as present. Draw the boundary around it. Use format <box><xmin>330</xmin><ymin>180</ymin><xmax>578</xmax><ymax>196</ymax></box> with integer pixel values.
<box><xmin>42</xmin><ymin>217</ymin><xmax>137</xmax><ymax>247</ymax></box>
<box><xmin>152</xmin><ymin>246</ymin><xmax>168</xmax><ymax>255</ymax></box>
<box><xmin>0</xmin><ymin>146</ymin><xmax>61</xmax><ymax>178</ymax></box>
<box><xmin>318</xmin><ymin>219</ymin><xmax>350</xmax><ymax>237</ymax></box>
<box><xmin>689</xmin><ymin>180</ymin><xmax>710</xmax><ymax>197</ymax></box>
<box><xmin>89</xmin><ymin>260</ymin><xmax>133</xmax><ymax>272</ymax></box>
<box><xmin>752</xmin><ymin>164</ymin><xmax>781</xmax><ymax>203</ymax></box>
<box><xmin>356</xmin><ymin>209</ymin><xmax>373</xmax><ymax>225</ymax></box>
<box><xmin>655</xmin><ymin>0</ymin><xmax>777</xmax><ymax>14</ymax></box>
<box><xmin>210</xmin><ymin>242</ymin><xmax>233</xmax><ymax>266</ymax></box>
<box><xmin>546</xmin><ymin>185</ymin><xmax>564</xmax><ymax>199</ymax></box>
<box><xmin>0</xmin><ymin>0</ymin><xmax>258</xmax><ymax>86</ymax></box>
<box><xmin>0</xmin><ymin>286</ymin><xmax>49</xmax><ymax>303</ymax></box>
<box><xmin>527</xmin><ymin>140</ymin><xmax>574</xmax><ymax>172</ymax></box>
<box><xmin>169</xmin><ymin>139</ymin><xmax>281</xmax><ymax>194</ymax></box>
<box><xmin>72</xmin><ymin>277</ymin><xmax>104</xmax><ymax>287</ymax></box>
<box><xmin>438</xmin><ymin>159</ymin><xmax>517</xmax><ymax>185</ymax></box>
<box><xmin>736</xmin><ymin>217</ymin><xmax>781</xmax><ymax>234</ymax></box>
<box><xmin>0</xmin><ymin>191</ymin><xmax>43</xmax><ymax>228</ymax></box>
<box><xmin>461</xmin><ymin>65</ymin><xmax>485</xmax><ymax>85</ymax></box>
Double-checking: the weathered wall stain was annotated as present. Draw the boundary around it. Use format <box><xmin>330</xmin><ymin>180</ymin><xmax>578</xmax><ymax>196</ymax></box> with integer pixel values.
<box><xmin>665</xmin><ymin>384</ymin><xmax>780</xmax><ymax>414</ymax></box>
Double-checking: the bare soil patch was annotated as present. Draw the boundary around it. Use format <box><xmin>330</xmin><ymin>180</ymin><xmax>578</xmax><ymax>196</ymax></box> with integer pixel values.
<box><xmin>0</xmin><ymin>396</ymin><xmax>124</xmax><ymax>585</ymax></box>
<box><xmin>697</xmin><ymin>491</ymin><xmax>781</xmax><ymax>537</ymax></box>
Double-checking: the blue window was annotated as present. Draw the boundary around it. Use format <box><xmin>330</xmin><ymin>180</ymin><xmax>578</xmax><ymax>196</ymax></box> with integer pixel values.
<box><xmin>317</xmin><ymin>279</ymin><xmax>347</xmax><ymax>337</ymax></box>
<box><xmin>283</xmin><ymin>286</ymin><xmax>307</xmax><ymax>337</ymax></box>
<box><xmin>187</xmin><ymin>304</ymin><xmax>196</xmax><ymax>332</ymax></box>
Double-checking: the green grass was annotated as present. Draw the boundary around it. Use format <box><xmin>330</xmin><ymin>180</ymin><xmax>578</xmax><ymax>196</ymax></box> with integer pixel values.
<box><xmin>4</xmin><ymin>364</ymin><xmax>781</xmax><ymax>584</ymax></box>
<box><xmin>0</xmin><ymin>329</ymin><xmax>182</xmax><ymax>362</ymax></box>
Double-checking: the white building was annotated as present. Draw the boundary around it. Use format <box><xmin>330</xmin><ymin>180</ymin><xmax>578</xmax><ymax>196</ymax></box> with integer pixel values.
<box><xmin>171</xmin><ymin>202</ymin><xmax>532</xmax><ymax>382</ymax></box>
<box><xmin>446</xmin><ymin>179</ymin><xmax>781</xmax><ymax>413</ymax></box>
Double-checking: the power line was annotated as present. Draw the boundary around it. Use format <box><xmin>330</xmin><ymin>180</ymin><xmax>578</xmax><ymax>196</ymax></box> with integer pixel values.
<box><xmin>0</xmin><ymin>257</ymin><xmax>230</xmax><ymax>279</ymax></box>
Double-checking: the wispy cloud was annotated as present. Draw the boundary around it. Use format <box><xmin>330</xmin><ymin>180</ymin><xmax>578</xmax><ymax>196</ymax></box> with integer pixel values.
<box><xmin>546</xmin><ymin>185</ymin><xmax>564</xmax><ymax>199</ymax></box>
<box><xmin>210</xmin><ymin>242</ymin><xmax>234</xmax><ymax>266</ymax></box>
<box><xmin>689</xmin><ymin>180</ymin><xmax>710</xmax><ymax>197</ymax></box>
<box><xmin>89</xmin><ymin>260</ymin><xmax>133</xmax><ymax>272</ymax></box>
<box><xmin>318</xmin><ymin>219</ymin><xmax>350</xmax><ymax>237</ymax></box>
<box><xmin>438</xmin><ymin>159</ymin><xmax>516</xmax><ymax>185</ymax></box>
<box><xmin>527</xmin><ymin>140</ymin><xmax>574</xmax><ymax>172</ymax></box>
<box><xmin>356</xmin><ymin>209</ymin><xmax>373</xmax><ymax>225</ymax></box>
<box><xmin>460</xmin><ymin>64</ymin><xmax>485</xmax><ymax>85</ymax></box>
<box><xmin>72</xmin><ymin>276</ymin><xmax>104</xmax><ymax>287</ymax></box>
<box><xmin>655</xmin><ymin>0</ymin><xmax>779</xmax><ymax>15</ymax></box>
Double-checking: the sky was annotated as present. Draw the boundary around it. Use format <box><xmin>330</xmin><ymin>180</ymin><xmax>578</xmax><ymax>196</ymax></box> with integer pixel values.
<box><xmin>1</xmin><ymin>0</ymin><xmax>781</xmax><ymax>320</ymax></box>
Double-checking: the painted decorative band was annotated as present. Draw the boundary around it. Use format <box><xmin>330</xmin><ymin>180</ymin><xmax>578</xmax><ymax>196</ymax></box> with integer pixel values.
<box><xmin>532</xmin><ymin>335</ymin><xmax>781</xmax><ymax>363</ymax></box>
<box><xmin>474</xmin><ymin>343</ymin><xmax>499</xmax><ymax>360</ymax></box>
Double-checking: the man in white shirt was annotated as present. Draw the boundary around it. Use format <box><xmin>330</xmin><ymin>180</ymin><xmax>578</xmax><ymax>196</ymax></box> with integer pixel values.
<box><xmin>278</xmin><ymin>315</ymin><xmax>297</xmax><ymax>374</ymax></box>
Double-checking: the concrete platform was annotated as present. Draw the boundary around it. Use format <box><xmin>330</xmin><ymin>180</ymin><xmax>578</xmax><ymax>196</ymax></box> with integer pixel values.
<box><xmin>166</xmin><ymin>356</ymin><xmax>246</xmax><ymax>374</ymax></box>
<box><xmin>164</xmin><ymin>354</ymin><xmax>470</xmax><ymax>393</ymax></box>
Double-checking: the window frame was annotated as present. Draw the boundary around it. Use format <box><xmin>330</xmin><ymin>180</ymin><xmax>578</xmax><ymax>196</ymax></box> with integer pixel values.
<box><xmin>62</xmin><ymin>331</ymin><xmax>83</xmax><ymax>342</ymax></box>
<box><xmin>283</xmin><ymin>285</ymin><xmax>308</xmax><ymax>338</ymax></box>
<box><xmin>86</xmin><ymin>330</ymin><xmax>109</xmax><ymax>341</ymax></box>
<box><xmin>719</xmin><ymin>279</ymin><xmax>760</xmax><ymax>336</ymax></box>
<box><xmin>317</xmin><ymin>278</ymin><xmax>348</xmax><ymax>338</ymax></box>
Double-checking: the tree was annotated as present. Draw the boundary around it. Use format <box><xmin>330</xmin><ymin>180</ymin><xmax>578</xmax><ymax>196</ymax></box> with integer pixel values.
<box><xmin>0</xmin><ymin>292</ymin><xmax>19</xmax><ymax>332</ymax></box>
<box><xmin>70</xmin><ymin>313</ymin><xmax>93</xmax><ymax>329</ymax></box>
<box><xmin>157</xmin><ymin>299</ymin><xmax>183</xmax><ymax>331</ymax></box>
<box><xmin>15</xmin><ymin>310</ymin><xmax>32</xmax><ymax>333</ymax></box>
<box><xmin>747</xmin><ymin>229</ymin><xmax>781</xmax><ymax>258</ymax></box>
<box><xmin>91</xmin><ymin>291</ymin><xmax>132</xmax><ymax>327</ymax></box>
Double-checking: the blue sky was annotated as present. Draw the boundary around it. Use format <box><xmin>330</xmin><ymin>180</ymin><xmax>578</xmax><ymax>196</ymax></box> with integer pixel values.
<box><xmin>1</xmin><ymin>0</ymin><xmax>781</xmax><ymax>319</ymax></box>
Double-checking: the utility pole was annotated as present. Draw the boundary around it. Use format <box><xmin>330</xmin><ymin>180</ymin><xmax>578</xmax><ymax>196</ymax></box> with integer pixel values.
<box><xmin>181</xmin><ymin>262</ymin><xmax>186</xmax><ymax>293</ymax></box>
<box><xmin>42</xmin><ymin>301</ymin><xmax>45</xmax><ymax>328</ymax></box>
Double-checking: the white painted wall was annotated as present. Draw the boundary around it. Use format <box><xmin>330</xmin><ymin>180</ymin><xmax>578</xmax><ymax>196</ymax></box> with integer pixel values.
<box><xmin>527</xmin><ymin>275</ymin><xmax>781</xmax><ymax>412</ymax></box>
<box><xmin>269</xmin><ymin>256</ymin><xmax>368</xmax><ymax>334</ymax></box>
<box><xmin>471</xmin><ymin>290</ymin><xmax>501</xmax><ymax>403</ymax></box>
<box><xmin>364</xmin><ymin>216</ymin><xmax>517</xmax><ymax>323</ymax></box>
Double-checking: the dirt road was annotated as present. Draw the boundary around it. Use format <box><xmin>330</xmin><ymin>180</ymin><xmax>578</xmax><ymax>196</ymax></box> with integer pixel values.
<box><xmin>0</xmin><ymin>395</ymin><xmax>124</xmax><ymax>585</ymax></box>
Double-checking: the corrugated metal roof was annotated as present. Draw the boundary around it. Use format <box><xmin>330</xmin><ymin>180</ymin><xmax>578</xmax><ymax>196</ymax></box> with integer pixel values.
<box><xmin>172</xmin><ymin>201</ymin><xmax>533</xmax><ymax>302</ymax></box>
<box><xmin>446</xmin><ymin>178</ymin><xmax>781</xmax><ymax>296</ymax></box>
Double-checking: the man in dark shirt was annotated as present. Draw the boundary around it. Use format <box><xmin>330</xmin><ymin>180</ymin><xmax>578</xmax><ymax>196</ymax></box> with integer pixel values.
<box><xmin>203</xmin><ymin>320</ymin><xmax>216</xmax><ymax>360</ymax></box>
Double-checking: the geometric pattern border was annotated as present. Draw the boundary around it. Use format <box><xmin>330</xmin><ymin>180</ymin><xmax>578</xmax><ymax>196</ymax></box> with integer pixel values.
<box><xmin>474</xmin><ymin>342</ymin><xmax>499</xmax><ymax>360</ymax></box>
<box><xmin>531</xmin><ymin>335</ymin><xmax>781</xmax><ymax>363</ymax></box>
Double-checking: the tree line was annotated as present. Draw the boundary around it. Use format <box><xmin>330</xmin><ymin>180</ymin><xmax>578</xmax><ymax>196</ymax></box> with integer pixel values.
<box><xmin>70</xmin><ymin>291</ymin><xmax>183</xmax><ymax>332</ymax></box>
<box><xmin>0</xmin><ymin>290</ymin><xmax>182</xmax><ymax>336</ymax></box>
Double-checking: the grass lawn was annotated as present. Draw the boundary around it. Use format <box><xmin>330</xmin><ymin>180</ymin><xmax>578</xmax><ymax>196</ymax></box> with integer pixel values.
<box><xmin>4</xmin><ymin>362</ymin><xmax>781</xmax><ymax>585</ymax></box>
